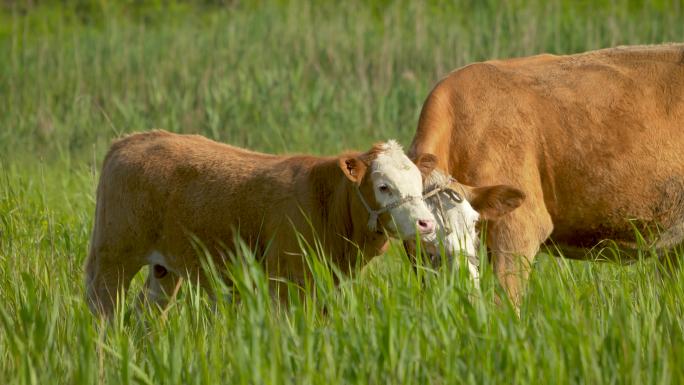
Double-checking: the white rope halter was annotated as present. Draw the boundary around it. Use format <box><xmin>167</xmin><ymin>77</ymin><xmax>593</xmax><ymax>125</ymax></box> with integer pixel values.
<box><xmin>421</xmin><ymin>178</ymin><xmax>464</xmax><ymax>236</ymax></box>
<box><xmin>354</xmin><ymin>186</ymin><xmax>424</xmax><ymax>232</ymax></box>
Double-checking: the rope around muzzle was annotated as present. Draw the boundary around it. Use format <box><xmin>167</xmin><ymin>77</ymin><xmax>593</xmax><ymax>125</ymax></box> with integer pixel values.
<box><xmin>420</xmin><ymin>178</ymin><xmax>465</xmax><ymax>236</ymax></box>
<box><xmin>354</xmin><ymin>177</ymin><xmax>466</xmax><ymax>233</ymax></box>
<box><xmin>354</xmin><ymin>186</ymin><xmax>424</xmax><ymax>232</ymax></box>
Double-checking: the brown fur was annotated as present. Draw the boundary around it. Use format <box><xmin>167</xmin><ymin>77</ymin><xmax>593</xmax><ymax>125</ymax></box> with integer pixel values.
<box><xmin>85</xmin><ymin>130</ymin><xmax>432</xmax><ymax>317</ymax></box>
<box><xmin>410</xmin><ymin>44</ymin><xmax>684</xmax><ymax>307</ymax></box>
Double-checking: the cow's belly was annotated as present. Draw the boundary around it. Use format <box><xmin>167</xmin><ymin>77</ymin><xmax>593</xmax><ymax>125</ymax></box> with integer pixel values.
<box><xmin>547</xmin><ymin>158</ymin><xmax>684</xmax><ymax>257</ymax></box>
<box><xmin>546</xmin><ymin>219</ymin><xmax>684</xmax><ymax>262</ymax></box>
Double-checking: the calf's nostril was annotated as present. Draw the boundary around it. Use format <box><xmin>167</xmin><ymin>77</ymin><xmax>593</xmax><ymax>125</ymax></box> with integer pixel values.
<box><xmin>417</xmin><ymin>219</ymin><xmax>435</xmax><ymax>233</ymax></box>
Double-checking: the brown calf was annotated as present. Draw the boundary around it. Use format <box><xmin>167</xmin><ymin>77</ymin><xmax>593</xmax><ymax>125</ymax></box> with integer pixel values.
<box><xmin>85</xmin><ymin>130</ymin><xmax>437</xmax><ymax>317</ymax></box>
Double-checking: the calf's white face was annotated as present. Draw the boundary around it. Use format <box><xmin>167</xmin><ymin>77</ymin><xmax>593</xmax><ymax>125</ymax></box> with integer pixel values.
<box><xmin>368</xmin><ymin>140</ymin><xmax>437</xmax><ymax>239</ymax></box>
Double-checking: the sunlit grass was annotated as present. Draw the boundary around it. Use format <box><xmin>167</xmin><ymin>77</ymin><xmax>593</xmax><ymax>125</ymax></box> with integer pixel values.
<box><xmin>1</xmin><ymin>162</ymin><xmax>683</xmax><ymax>384</ymax></box>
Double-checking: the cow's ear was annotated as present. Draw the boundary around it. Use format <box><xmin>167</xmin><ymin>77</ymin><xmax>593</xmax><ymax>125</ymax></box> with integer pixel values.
<box><xmin>339</xmin><ymin>156</ymin><xmax>367</xmax><ymax>183</ymax></box>
<box><xmin>413</xmin><ymin>153</ymin><xmax>438</xmax><ymax>179</ymax></box>
<box><xmin>468</xmin><ymin>185</ymin><xmax>525</xmax><ymax>220</ymax></box>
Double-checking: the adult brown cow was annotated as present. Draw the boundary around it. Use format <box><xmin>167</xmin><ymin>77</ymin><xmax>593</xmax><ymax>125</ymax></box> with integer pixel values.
<box><xmin>85</xmin><ymin>130</ymin><xmax>438</xmax><ymax>317</ymax></box>
<box><xmin>409</xmin><ymin>44</ymin><xmax>684</xmax><ymax>308</ymax></box>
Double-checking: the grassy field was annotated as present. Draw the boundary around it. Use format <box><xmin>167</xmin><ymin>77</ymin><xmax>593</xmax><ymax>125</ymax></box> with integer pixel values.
<box><xmin>1</xmin><ymin>1</ymin><xmax>684</xmax><ymax>384</ymax></box>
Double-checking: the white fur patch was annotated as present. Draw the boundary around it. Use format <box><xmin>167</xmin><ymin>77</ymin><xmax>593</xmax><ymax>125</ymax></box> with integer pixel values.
<box><xmin>146</xmin><ymin>251</ymin><xmax>179</xmax><ymax>274</ymax></box>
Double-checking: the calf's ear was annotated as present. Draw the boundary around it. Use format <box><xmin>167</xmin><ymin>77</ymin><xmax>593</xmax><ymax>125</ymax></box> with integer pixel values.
<box><xmin>468</xmin><ymin>185</ymin><xmax>525</xmax><ymax>220</ymax></box>
<box><xmin>412</xmin><ymin>153</ymin><xmax>438</xmax><ymax>179</ymax></box>
<box><xmin>339</xmin><ymin>156</ymin><xmax>367</xmax><ymax>183</ymax></box>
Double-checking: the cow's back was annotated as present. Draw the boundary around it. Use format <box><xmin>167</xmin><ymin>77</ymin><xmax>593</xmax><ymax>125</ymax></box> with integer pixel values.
<box><xmin>413</xmin><ymin>44</ymin><xmax>684</xmax><ymax>252</ymax></box>
<box><xmin>94</xmin><ymin>130</ymin><xmax>302</xmax><ymax>265</ymax></box>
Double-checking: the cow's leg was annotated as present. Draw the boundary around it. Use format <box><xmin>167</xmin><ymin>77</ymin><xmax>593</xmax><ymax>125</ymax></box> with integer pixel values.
<box><xmin>85</xmin><ymin>245</ymin><xmax>144</xmax><ymax>318</ymax></box>
<box><xmin>487</xmin><ymin>203</ymin><xmax>553</xmax><ymax>310</ymax></box>
<box><xmin>457</xmin><ymin>150</ymin><xmax>553</xmax><ymax>310</ymax></box>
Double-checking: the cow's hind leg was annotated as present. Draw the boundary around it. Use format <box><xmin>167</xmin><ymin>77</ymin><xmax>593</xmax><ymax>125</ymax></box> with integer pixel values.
<box><xmin>85</xmin><ymin>246</ymin><xmax>145</xmax><ymax>318</ymax></box>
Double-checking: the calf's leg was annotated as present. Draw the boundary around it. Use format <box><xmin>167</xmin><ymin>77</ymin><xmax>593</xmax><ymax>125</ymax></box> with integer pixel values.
<box><xmin>85</xmin><ymin>245</ymin><xmax>144</xmax><ymax>318</ymax></box>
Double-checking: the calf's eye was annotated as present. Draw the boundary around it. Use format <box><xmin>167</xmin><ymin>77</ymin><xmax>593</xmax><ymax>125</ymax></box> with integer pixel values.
<box><xmin>379</xmin><ymin>184</ymin><xmax>391</xmax><ymax>194</ymax></box>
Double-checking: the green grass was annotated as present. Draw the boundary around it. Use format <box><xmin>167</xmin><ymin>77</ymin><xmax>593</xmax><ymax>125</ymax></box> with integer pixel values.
<box><xmin>1</xmin><ymin>1</ymin><xmax>684</xmax><ymax>384</ymax></box>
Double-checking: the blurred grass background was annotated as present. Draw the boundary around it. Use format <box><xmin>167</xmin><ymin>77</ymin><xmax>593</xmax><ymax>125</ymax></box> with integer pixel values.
<box><xmin>2</xmin><ymin>0</ymin><xmax>683</xmax><ymax>162</ymax></box>
<box><xmin>1</xmin><ymin>1</ymin><xmax>684</xmax><ymax>384</ymax></box>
